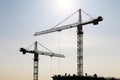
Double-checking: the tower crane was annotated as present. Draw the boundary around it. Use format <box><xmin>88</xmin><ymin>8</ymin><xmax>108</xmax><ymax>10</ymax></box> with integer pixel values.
<box><xmin>20</xmin><ymin>41</ymin><xmax>65</xmax><ymax>80</ymax></box>
<box><xmin>34</xmin><ymin>9</ymin><xmax>103</xmax><ymax>76</ymax></box>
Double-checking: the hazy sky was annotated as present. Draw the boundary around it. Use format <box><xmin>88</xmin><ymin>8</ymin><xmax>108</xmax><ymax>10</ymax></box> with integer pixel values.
<box><xmin>0</xmin><ymin>0</ymin><xmax>120</xmax><ymax>80</ymax></box>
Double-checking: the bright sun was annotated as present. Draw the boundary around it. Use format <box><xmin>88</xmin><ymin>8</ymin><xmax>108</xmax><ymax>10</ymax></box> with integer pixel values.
<box><xmin>56</xmin><ymin>0</ymin><xmax>74</xmax><ymax>10</ymax></box>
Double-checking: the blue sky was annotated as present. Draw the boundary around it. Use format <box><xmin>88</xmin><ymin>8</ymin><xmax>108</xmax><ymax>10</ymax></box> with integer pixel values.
<box><xmin>0</xmin><ymin>0</ymin><xmax>120</xmax><ymax>80</ymax></box>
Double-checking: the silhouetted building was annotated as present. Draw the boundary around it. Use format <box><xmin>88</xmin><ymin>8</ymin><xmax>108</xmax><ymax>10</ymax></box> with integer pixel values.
<box><xmin>52</xmin><ymin>74</ymin><xmax>120</xmax><ymax>80</ymax></box>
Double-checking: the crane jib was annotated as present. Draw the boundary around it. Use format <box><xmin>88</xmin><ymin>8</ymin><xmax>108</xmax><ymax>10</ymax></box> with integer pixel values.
<box><xmin>34</xmin><ymin>16</ymin><xmax>103</xmax><ymax>36</ymax></box>
<box><xmin>34</xmin><ymin>23</ymin><xmax>77</xmax><ymax>36</ymax></box>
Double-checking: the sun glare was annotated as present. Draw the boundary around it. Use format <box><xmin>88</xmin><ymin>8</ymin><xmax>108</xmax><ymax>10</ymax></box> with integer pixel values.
<box><xmin>56</xmin><ymin>0</ymin><xmax>74</xmax><ymax>10</ymax></box>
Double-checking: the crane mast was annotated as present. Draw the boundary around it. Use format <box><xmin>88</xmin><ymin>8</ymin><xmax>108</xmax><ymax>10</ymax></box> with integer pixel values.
<box><xmin>77</xmin><ymin>9</ymin><xmax>83</xmax><ymax>76</ymax></box>
<box><xmin>34</xmin><ymin>9</ymin><xmax>103</xmax><ymax>76</ymax></box>
<box><xmin>20</xmin><ymin>41</ymin><xmax>65</xmax><ymax>80</ymax></box>
<box><xmin>34</xmin><ymin>41</ymin><xmax>39</xmax><ymax>80</ymax></box>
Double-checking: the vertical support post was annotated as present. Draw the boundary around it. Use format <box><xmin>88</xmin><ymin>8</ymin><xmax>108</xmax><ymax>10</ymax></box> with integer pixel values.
<box><xmin>77</xmin><ymin>9</ymin><xmax>83</xmax><ymax>76</ymax></box>
<box><xmin>33</xmin><ymin>41</ymin><xmax>39</xmax><ymax>80</ymax></box>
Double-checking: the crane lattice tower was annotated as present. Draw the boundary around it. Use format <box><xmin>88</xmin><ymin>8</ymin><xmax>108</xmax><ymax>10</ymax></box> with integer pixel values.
<box><xmin>20</xmin><ymin>41</ymin><xmax>65</xmax><ymax>80</ymax></box>
<box><xmin>34</xmin><ymin>9</ymin><xmax>103</xmax><ymax>76</ymax></box>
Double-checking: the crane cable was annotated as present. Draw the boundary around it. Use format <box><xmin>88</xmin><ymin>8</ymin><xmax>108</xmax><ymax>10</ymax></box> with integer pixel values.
<box><xmin>26</xmin><ymin>42</ymin><xmax>34</xmax><ymax>50</ymax></box>
<box><xmin>81</xmin><ymin>9</ymin><xmax>94</xmax><ymax>19</ymax></box>
<box><xmin>25</xmin><ymin>41</ymin><xmax>55</xmax><ymax>54</ymax></box>
<box><xmin>50</xmin><ymin>56</ymin><xmax>53</xmax><ymax>75</ymax></box>
<box><xmin>50</xmin><ymin>9</ymin><xmax>95</xmax><ymax>29</ymax></box>
<box><xmin>51</xmin><ymin>10</ymin><xmax>78</xmax><ymax>29</ymax></box>
<box><xmin>37</xmin><ymin>41</ymin><xmax>54</xmax><ymax>53</ymax></box>
<box><xmin>58</xmin><ymin>32</ymin><xmax>61</xmax><ymax>74</ymax></box>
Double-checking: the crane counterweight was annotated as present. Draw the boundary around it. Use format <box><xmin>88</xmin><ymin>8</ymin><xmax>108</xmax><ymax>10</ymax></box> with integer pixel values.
<box><xmin>20</xmin><ymin>48</ymin><xmax>26</xmax><ymax>54</ymax></box>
